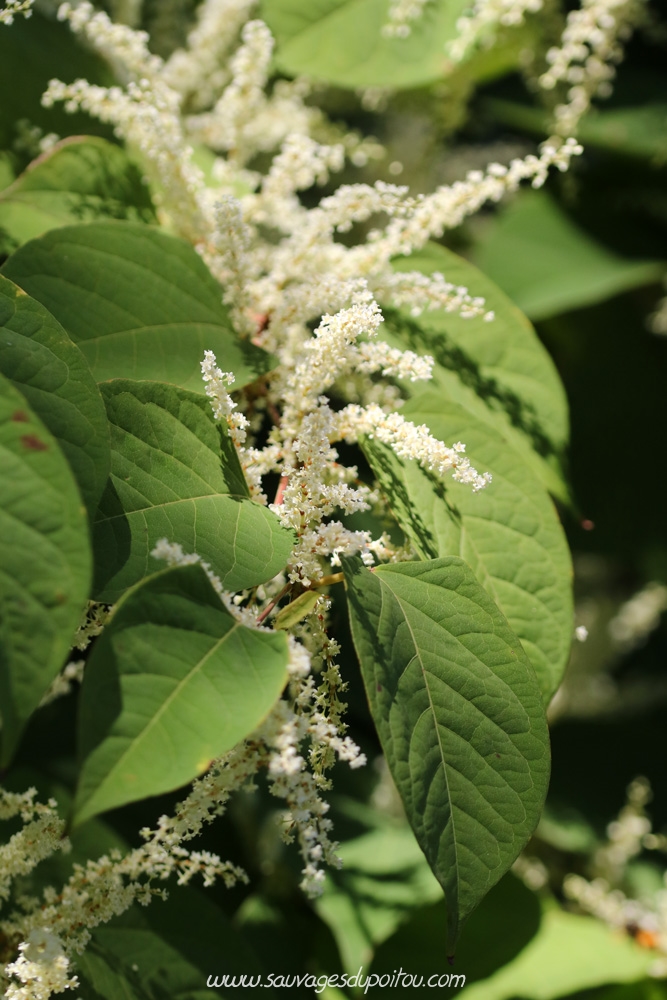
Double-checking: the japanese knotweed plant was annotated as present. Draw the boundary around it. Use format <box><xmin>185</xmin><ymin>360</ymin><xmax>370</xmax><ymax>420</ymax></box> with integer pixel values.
<box><xmin>0</xmin><ymin>0</ymin><xmax>646</xmax><ymax>995</ymax></box>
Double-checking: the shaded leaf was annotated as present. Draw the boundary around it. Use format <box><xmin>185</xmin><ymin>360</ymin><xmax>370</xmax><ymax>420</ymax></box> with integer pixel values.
<box><xmin>370</xmin><ymin>873</ymin><xmax>541</xmax><ymax>984</ymax></box>
<box><xmin>261</xmin><ymin>0</ymin><xmax>467</xmax><ymax>90</ymax></box>
<box><xmin>77</xmin><ymin>886</ymin><xmax>268</xmax><ymax>999</ymax></box>
<box><xmin>362</xmin><ymin>392</ymin><xmax>573</xmax><ymax>701</ymax></box>
<box><xmin>0</xmin><ymin>272</ymin><xmax>110</xmax><ymax>518</ymax></box>
<box><xmin>315</xmin><ymin>822</ymin><xmax>443</xmax><ymax>974</ymax></box>
<box><xmin>1</xmin><ymin>222</ymin><xmax>274</xmax><ymax>390</ymax></box>
<box><xmin>472</xmin><ymin>189</ymin><xmax>663</xmax><ymax>321</ymax></box>
<box><xmin>93</xmin><ymin>379</ymin><xmax>293</xmax><ymax>601</ymax></box>
<box><xmin>74</xmin><ymin>563</ymin><xmax>288</xmax><ymax>824</ymax></box>
<box><xmin>0</xmin><ymin>371</ymin><xmax>90</xmax><ymax>764</ymax></box>
<box><xmin>460</xmin><ymin>902</ymin><xmax>654</xmax><ymax>1000</ymax></box>
<box><xmin>387</xmin><ymin>242</ymin><xmax>570</xmax><ymax>499</ymax></box>
<box><xmin>343</xmin><ymin>555</ymin><xmax>550</xmax><ymax>952</ymax></box>
<box><xmin>0</xmin><ymin>137</ymin><xmax>156</xmax><ymax>254</ymax></box>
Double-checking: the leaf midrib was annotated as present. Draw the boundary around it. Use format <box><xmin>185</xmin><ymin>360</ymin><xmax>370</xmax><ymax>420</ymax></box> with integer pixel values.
<box><xmin>376</xmin><ymin>572</ymin><xmax>461</xmax><ymax>910</ymax></box>
<box><xmin>85</xmin><ymin>616</ymin><xmax>243</xmax><ymax>802</ymax></box>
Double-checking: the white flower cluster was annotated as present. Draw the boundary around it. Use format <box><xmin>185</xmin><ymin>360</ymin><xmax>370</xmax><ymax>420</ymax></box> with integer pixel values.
<box><xmin>0</xmin><ymin>0</ymin><xmax>33</xmax><ymax>26</ymax></box>
<box><xmin>200</xmin><ymin>350</ymin><xmax>249</xmax><ymax>446</ymax></box>
<box><xmin>382</xmin><ymin>0</ymin><xmax>431</xmax><ymax>38</ymax></box>
<box><xmin>4</xmin><ymin>929</ymin><xmax>78</xmax><ymax>1000</ymax></box>
<box><xmin>0</xmin><ymin>789</ymin><xmax>68</xmax><ymax>904</ymax></box>
<box><xmin>539</xmin><ymin>0</ymin><xmax>646</xmax><ymax>136</ymax></box>
<box><xmin>560</xmin><ymin>778</ymin><xmax>667</xmax><ymax>976</ymax></box>
<box><xmin>608</xmin><ymin>581</ymin><xmax>667</xmax><ymax>653</ymax></box>
<box><xmin>373</xmin><ymin>269</ymin><xmax>495</xmax><ymax>321</ymax></box>
<box><xmin>1</xmin><ymin>770</ymin><xmax>251</xmax><ymax>990</ymax></box>
<box><xmin>448</xmin><ymin>0</ymin><xmax>544</xmax><ymax>63</ymax></box>
<box><xmin>162</xmin><ymin>0</ymin><xmax>258</xmax><ymax>109</ymax></box>
<box><xmin>39</xmin><ymin>660</ymin><xmax>85</xmax><ymax>707</ymax></box>
<box><xmin>149</xmin><ymin>536</ymin><xmax>366</xmax><ymax>893</ymax></box>
<box><xmin>336</xmin><ymin>403</ymin><xmax>493</xmax><ymax>492</ymax></box>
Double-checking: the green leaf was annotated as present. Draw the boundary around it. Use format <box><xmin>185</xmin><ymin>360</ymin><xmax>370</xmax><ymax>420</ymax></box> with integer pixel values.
<box><xmin>77</xmin><ymin>886</ymin><xmax>268</xmax><ymax>1000</ymax></box>
<box><xmin>370</xmin><ymin>873</ymin><xmax>541</xmax><ymax>984</ymax></box>
<box><xmin>459</xmin><ymin>901</ymin><xmax>654</xmax><ymax>1000</ymax></box>
<box><xmin>93</xmin><ymin>379</ymin><xmax>293</xmax><ymax>601</ymax></box>
<box><xmin>0</xmin><ymin>137</ymin><xmax>156</xmax><ymax>255</ymax></box>
<box><xmin>315</xmin><ymin>822</ymin><xmax>443</xmax><ymax>975</ymax></box>
<box><xmin>0</xmin><ymin>371</ymin><xmax>91</xmax><ymax>765</ymax></box>
<box><xmin>472</xmin><ymin>190</ymin><xmax>664</xmax><ymax>321</ymax></box>
<box><xmin>361</xmin><ymin>392</ymin><xmax>573</xmax><ymax>701</ymax></box>
<box><xmin>342</xmin><ymin>555</ymin><xmax>550</xmax><ymax>952</ymax></box>
<box><xmin>485</xmin><ymin>97</ymin><xmax>667</xmax><ymax>164</ymax></box>
<box><xmin>0</xmin><ymin>273</ymin><xmax>110</xmax><ymax>518</ymax></box>
<box><xmin>260</xmin><ymin>0</ymin><xmax>468</xmax><ymax>90</ymax></box>
<box><xmin>274</xmin><ymin>590</ymin><xmax>321</xmax><ymax>630</ymax></box>
<box><xmin>1</xmin><ymin>221</ymin><xmax>275</xmax><ymax>390</ymax></box>
<box><xmin>74</xmin><ymin>563</ymin><xmax>288</xmax><ymax>824</ymax></box>
<box><xmin>387</xmin><ymin>242</ymin><xmax>570</xmax><ymax>499</ymax></box>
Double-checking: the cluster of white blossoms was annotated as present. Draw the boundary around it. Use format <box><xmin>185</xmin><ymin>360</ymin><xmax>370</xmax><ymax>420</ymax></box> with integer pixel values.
<box><xmin>448</xmin><ymin>0</ymin><xmax>544</xmax><ymax>63</ymax></box>
<box><xmin>4</xmin><ymin>930</ymin><xmax>79</xmax><ymax>1000</ymax></box>
<box><xmin>382</xmin><ymin>0</ymin><xmax>432</xmax><ymax>38</ymax></box>
<box><xmin>0</xmin><ymin>0</ymin><xmax>33</xmax><ymax>25</ymax></box>
<box><xmin>562</xmin><ymin>778</ymin><xmax>667</xmax><ymax>976</ymax></box>
<box><xmin>607</xmin><ymin>581</ymin><xmax>667</xmax><ymax>653</ymax></box>
<box><xmin>149</xmin><ymin>537</ymin><xmax>364</xmax><ymax>894</ymax></box>
<box><xmin>540</xmin><ymin>0</ymin><xmax>647</xmax><ymax>136</ymax></box>
<box><xmin>1</xmin><ymin>771</ymin><xmax>251</xmax><ymax>997</ymax></box>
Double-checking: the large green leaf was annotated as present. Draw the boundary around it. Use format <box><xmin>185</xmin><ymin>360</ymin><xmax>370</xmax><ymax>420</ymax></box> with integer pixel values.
<box><xmin>387</xmin><ymin>243</ymin><xmax>570</xmax><ymax>499</ymax></box>
<box><xmin>0</xmin><ymin>273</ymin><xmax>110</xmax><ymax>518</ymax></box>
<box><xmin>0</xmin><ymin>372</ymin><xmax>91</xmax><ymax>764</ymax></box>
<box><xmin>74</xmin><ymin>563</ymin><xmax>289</xmax><ymax>824</ymax></box>
<box><xmin>0</xmin><ymin>137</ymin><xmax>156</xmax><ymax>255</ymax></box>
<box><xmin>362</xmin><ymin>392</ymin><xmax>573</xmax><ymax>701</ymax></box>
<box><xmin>1</xmin><ymin>222</ymin><xmax>274</xmax><ymax>390</ymax></box>
<box><xmin>260</xmin><ymin>0</ymin><xmax>468</xmax><ymax>90</ymax></box>
<box><xmin>343</xmin><ymin>555</ymin><xmax>550</xmax><ymax>952</ymax></box>
<box><xmin>472</xmin><ymin>190</ymin><xmax>663</xmax><ymax>321</ymax></box>
<box><xmin>93</xmin><ymin>379</ymin><xmax>293</xmax><ymax>601</ymax></box>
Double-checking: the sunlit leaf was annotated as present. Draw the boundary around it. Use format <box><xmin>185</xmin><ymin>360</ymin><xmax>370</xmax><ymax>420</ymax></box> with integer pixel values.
<box><xmin>1</xmin><ymin>221</ymin><xmax>274</xmax><ymax>390</ymax></box>
<box><xmin>343</xmin><ymin>555</ymin><xmax>550</xmax><ymax>952</ymax></box>
<box><xmin>74</xmin><ymin>563</ymin><xmax>288</xmax><ymax>824</ymax></box>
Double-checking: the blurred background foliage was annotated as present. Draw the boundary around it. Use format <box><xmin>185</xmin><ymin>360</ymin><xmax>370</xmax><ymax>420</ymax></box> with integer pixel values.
<box><xmin>2</xmin><ymin>0</ymin><xmax>667</xmax><ymax>995</ymax></box>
